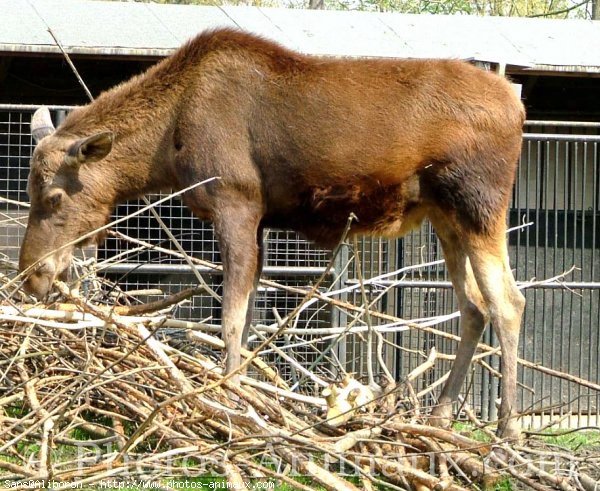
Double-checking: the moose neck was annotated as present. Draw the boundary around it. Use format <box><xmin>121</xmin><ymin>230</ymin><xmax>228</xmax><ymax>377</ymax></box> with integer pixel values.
<box><xmin>57</xmin><ymin>60</ymin><xmax>188</xmax><ymax>202</ymax></box>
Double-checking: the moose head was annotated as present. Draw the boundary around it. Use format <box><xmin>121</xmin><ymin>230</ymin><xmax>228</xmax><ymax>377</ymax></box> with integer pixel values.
<box><xmin>19</xmin><ymin>107</ymin><xmax>115</xmax><ymax>298</ymax></box>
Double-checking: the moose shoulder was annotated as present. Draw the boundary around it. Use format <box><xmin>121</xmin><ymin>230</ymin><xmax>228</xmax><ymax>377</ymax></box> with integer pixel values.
<box><xmin>19</xmin><ymin>28</ymin><xmax>525</xmax><ymax>439</ymax></box>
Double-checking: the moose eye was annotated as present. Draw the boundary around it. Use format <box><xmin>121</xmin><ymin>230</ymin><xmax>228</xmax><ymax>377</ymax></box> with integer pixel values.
<box><xmin>45</xmin><ymin>189</ymin><xmax>64</xmax><ymax>210</ymax></box>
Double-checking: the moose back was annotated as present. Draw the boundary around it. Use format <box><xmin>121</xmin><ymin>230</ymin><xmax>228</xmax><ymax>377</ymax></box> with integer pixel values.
<box><xmin>20</xmin><ymin>28</ymin><xmax>525</xmax><ymax>438</ymax></box>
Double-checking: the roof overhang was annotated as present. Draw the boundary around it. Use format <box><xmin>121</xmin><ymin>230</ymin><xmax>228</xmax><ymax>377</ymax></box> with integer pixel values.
<box><xmin>1</xmin><ymin>0</ymin><xmax>598</xmax><ymax>75</ymax></box>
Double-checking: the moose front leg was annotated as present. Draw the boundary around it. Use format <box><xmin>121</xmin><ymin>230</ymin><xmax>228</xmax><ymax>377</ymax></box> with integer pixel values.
<box><xmin>242</xmin><ymin>226</ymin><xmax>264</xmax><ymax>349</ymax></box>
<box><xmin>214</xmin><ymin>202</ymin><xmax>263</xmax><ymax>378</ymax></box>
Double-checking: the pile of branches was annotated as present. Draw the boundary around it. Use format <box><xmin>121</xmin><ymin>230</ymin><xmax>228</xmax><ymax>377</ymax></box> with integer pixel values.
<box><xmin>1</xmin><ymin>209</ymin><xmax>599</xmax><ymax>490</ymax></box>
<box><xmin>0</xmin><ymin>277</ymin><xmax>598</xmax><ymax>491</ymax></box>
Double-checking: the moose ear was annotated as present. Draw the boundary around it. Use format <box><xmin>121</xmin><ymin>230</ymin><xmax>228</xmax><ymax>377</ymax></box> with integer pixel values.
<box><xmin>65</xmin><ymin>131</ymin><xmax>114</xmax><ymax>167</ymax></box>
<box><xmin>31</xmin><ymin>107</ymin><xmax>56</xmax><ymax>143</ymax></box>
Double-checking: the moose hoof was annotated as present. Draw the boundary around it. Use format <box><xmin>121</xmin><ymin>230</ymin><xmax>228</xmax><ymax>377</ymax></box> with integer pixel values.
<box><xmin>429</xmin><ymin>405</ymin><xmax>453</xmax><ymax>429</ymax></box>
<box><xmin>496</xmin><ymin>420</ymin><xmax>522</xmax><ymax>443</ymax></box>
<box><xmin>488</xmin><ymin>445</ymin><xmax>511</xmax><ymax>466</ymax></box>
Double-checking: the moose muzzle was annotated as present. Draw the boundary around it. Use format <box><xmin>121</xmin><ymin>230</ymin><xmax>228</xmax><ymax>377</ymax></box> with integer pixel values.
<box><xmin>19</xmin><ymin>239</ymin><xmax>73</xmax><ymax>299</ymax></box>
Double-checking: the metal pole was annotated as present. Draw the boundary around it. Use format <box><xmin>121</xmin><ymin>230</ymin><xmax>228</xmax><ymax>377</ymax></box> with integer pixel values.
<box><xmin>332</xmin><ymin>244</ymin><xmax>349</xmax><ymax>370</ymax></box>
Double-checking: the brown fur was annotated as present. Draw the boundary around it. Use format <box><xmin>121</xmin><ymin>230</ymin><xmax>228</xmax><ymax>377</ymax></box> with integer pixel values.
<box><xmin>19</xmin><ymin>28</ymin><xmax>526</xmax><ymax>438</ymax></box>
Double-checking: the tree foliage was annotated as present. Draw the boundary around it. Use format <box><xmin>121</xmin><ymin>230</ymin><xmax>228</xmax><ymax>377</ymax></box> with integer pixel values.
<box><xmin>108</xmin><ymin>0</ymin><xmax>596</xmax><ymax>18</ymax></box>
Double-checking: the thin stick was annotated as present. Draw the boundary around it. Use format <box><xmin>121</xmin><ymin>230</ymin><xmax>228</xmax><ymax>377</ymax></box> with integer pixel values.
<box><xmin>46</xmin><ymin>28</ymin><xmax>94</xmax><ymax>102</ymax></box>
<box><xmin>104</xmin><ymin>230</ymin><xmax>600</xmax><ymax>392</ymax></box>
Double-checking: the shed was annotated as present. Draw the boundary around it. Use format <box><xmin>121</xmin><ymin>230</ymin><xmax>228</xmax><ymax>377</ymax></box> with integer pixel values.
<box><xmin>0</xmin><ymin>0</ymin><xmax>599</xmax><ymax>118</ymax></box>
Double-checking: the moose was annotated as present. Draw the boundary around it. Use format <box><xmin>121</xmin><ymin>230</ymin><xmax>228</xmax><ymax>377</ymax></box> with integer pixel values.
<box><xmin>19</xmin><ymin>28</ymin><xmax>525</xmax><ymax>439</ymax></box>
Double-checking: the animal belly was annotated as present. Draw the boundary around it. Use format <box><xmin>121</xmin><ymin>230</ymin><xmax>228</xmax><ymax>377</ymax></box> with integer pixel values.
<box><xmin>266</xmin><ymin>179</ymin><xmax>425</xmax><ymax>247</ymax></box>
<box><xmin>370</xmin><ymin>206</ymin><xmax>427</xmax><ymax>238</ymax></box>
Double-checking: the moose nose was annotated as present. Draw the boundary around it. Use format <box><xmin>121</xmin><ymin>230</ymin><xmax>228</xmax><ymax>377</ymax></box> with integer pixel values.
<box><xmin>21</xmin><ymin>261</ymin><xmax>56</xmax><ymax>299</ymax></box>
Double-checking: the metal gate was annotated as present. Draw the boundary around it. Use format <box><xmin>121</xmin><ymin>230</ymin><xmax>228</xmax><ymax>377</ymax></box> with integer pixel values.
<box><xmin>390</xmin><ymin>121</ymin><xmax>600</xmax><ymax>427</ymax></box>
<box><xmin>1</xmin><ymin>105</ymin><xmax>598</xmax><ymax>425</ymax></box>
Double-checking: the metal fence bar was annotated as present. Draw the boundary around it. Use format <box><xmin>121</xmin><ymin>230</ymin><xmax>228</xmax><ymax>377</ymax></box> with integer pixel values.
<box><xmin>100</xmin><ymin>263</ymin><xmax>332</xmax><ymax>276</ymax></box>
<box><xmin>526</xmin><ymin>120</ymin><xmax>600</xmax><ymax>128</ymax></box>
<box><xmin>346</xmin><ymin>280</ymin><xmax>600</xmax><ymax>289</ymax></box>
<box><xmin>524</xmin><ymin>133</ymin><xmax>600</xmax><ymax>142</ymax></box>
<box><xmin>0</xmin><ymin>104</ymin><xmax>74</xmax><ymax>111</ymax></box>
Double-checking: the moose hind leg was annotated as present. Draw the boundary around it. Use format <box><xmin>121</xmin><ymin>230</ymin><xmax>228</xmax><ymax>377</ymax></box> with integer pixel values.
<box><xmin>430</xmin><ymin>227</ymin><xmax>489</xmax><ymax>428</ymax></box>
<box><xmin>467</xmin><ymin>231</ymin><xmax>525</xmax><ymax>440</ymax></box>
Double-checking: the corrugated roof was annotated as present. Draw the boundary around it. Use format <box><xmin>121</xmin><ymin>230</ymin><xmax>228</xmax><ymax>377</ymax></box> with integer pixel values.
<box><xmin>1</xmin><ymin>0</ymin><xmax>599</xmax><ymax>72</ymax></box>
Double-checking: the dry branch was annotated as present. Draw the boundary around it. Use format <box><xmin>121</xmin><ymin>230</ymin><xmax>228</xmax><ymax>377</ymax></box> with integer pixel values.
<box><xmin>105</xmin><ymin>230</ymin><xmax>600</xmax><ymax>393</ymax></box>
<box><xmin>0</xmin><ymin>238</ymin><xmax>597</xmax><ymax>490</ymax></box>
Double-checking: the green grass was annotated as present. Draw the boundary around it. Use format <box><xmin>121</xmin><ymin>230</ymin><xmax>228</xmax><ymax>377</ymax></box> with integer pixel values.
<box><xmin>449</xmin><ymin>423</ymin><xmax>515</xmax><ymax>491</ymax></box>
<box><xmin>6</xmin><ymin>413</ymin><xmax>597</xmax><ymax>491</ymax></box>
<box><xmin>493</xmin><ymin>480</ymin><xmax>514</xmax><ymax>491</ymax></box>
<box><xmin>450</xmin><ymin>424</ymin><xmax>600</xmax><ymax>491</ymax></box>
<box><xmin>452</xmin><ymin>421</ymin><xmax>494</xmax><ymax>443</ymax></box>
<box><xmin>536</xmin><ymin>429</ymin><xmax>600</xmax><ymax>451</ymax></box>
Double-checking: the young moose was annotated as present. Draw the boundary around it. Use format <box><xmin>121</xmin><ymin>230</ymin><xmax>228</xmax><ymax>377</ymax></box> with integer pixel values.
<box><xmin>19</xmin><ymin>29</ymin><xmax>525</xmax><ymax>439</ymax></box>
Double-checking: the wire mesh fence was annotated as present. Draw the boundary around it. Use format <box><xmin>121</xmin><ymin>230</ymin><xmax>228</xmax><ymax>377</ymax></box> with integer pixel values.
<box><xmin>1</xmin><ymin>104</ymin><xmax>598</xmax><ymax>427</ymax></box>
